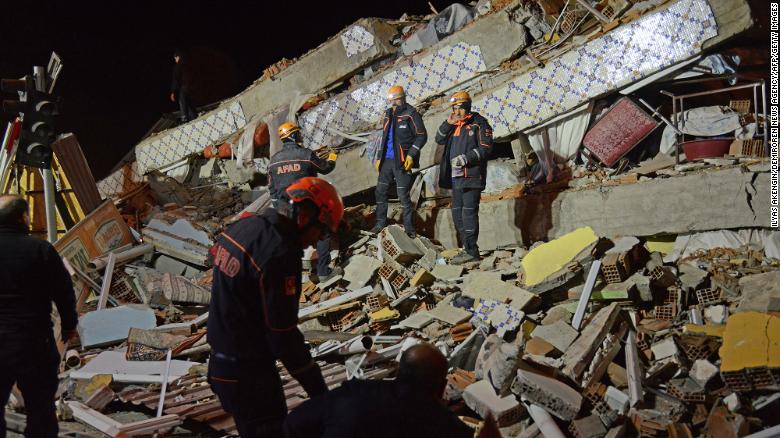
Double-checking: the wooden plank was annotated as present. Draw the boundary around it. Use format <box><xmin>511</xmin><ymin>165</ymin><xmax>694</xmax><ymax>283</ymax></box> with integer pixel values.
<box><xmin>96</xmin><ymin>252</ymin><xmax>116</xmax><ymax>310</ymax></box>
<box><xmin>625</xmin><ymin>329</ymin><xmax>644</xmax><ymax>406</ymax></box>
<box><xmin>67</xmin><ymin>401</ymin><xmax>123</xmax><ymax>437</ymax></box>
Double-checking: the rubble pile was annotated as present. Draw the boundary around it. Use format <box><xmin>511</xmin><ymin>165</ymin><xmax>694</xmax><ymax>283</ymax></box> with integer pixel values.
<box><xmin>10</xmin><ymin>209</ymin><xmax>777</xmax><ymax>436</ymax></box>
<box><xmin>4</xmin><ymin>0</ymin><xmax>775</xmax><ymax>436</ymax></box>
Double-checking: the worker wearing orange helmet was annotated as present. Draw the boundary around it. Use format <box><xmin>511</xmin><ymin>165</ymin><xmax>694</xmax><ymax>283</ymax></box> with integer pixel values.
<box><xmin>371</xmin><ymin>85</ymin><xmax>427</xmax><ymax>238</ymax></box>
<box><xmin>207</xmin><ymin>177</ymin><xmax>344</xmax><ymax>438</ymax></box>
<box><xmin>269</xmin><ymin>122</ymin><xmax>338</xmax><ymax>281</ymax></box>
<box><xmin>435</xmin><ymin>91</ymin><xmax>494</xmax><ymax>264</ymax></box>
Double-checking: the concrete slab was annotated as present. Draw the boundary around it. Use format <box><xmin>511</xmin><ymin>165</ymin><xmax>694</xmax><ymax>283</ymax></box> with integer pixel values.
<box><xmin>431</xmin><ymin>264</ymin><xmax>464</xmax><ymax>281</ymax></box>
<box><xmin>398</xmin><ymin>311</ymin><xmax>435</xmax><ymax>330</ymax></box>
<box><xmin>737</xmin><ymin>271</ymin><xmax>780</xmax><ymax>313</ymax></box>
<box><xmin>532</xmin><ymin>320</ymin><xmax>578</xmax><ymax>353</ymax></box>
<box><xmin>561</xmin><ymin>303</ymin><xmax>621</xmax><ymax>382</ymax></box>
<box><xmin>542</xmin><ymin>306</ymin><xmax>572</xmax><ymax>325</ymax></box>
<box><xmin>571</xmin><ymin>414</ymin><xmax>607</xmax><ymax>438</ymax></box>
<box><xmin>691</xmin><ymin>359</ymin><xmax>719</xmax><ymax>387</ymax></box>
<box><xmin>77</xmin><ymin>305</ymin><xmax>157</xmax><ymax>349</ymax></box>
<box><xmin>651</xmin><ymin>337</ymin><xmax>678</xmax><ymax>361</ymax></box>
<box><xmin>462</xmin><ymin>271</ymin><xmax>538</xmax><ymax>310</ymax></box>
<box><xmin>551</xmin><ymin>169</ymin><xmax>772</xmax><ymax>239</ymax></box>
<box><xmin>604</xmin><ymin>386</ymin><xmax>629</xmax><ymax>415</ymax></box>
<box><xmin>678</xmin><ymin>263</ymin><xmax>709</xmax><ymax>291</ymax></box>
<box><xmin>342</xmin><ymin>255</ymin><xmax>382</xmax><ymax>290</ymax></box>
<box><xmin>463</xmin><ymin>380</ymin><xmax>523</xmax><ymax>427</ymax></box>
<box><xmin>444</xmin><ymin>168</ymin><xmax>773</xmax><ymax>245</ymax></box>
<box><xmin>704</xmin><ymin>305</ymin><xmax>728</xmax><ymax>325</ymax></box>
<box><xmin>427</xmin><ymin>302</ymin><xmax>472</xmax><ymax>325</ymax></box>
<box><xmin>511</xmin><ymin>369</ymin><xmax>582</xmax><ymax>421</ymax></box>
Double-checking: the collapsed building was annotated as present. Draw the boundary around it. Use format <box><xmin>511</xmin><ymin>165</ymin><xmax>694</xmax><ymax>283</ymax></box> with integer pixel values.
<box><xmin>3</xmin><ymin>0</ymin><xmax>778</xmax><ymax>436</ymax></box>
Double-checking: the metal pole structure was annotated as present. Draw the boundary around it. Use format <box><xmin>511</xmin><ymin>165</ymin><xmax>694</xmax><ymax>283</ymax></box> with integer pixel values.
<box><xmin>33</xmin><ymin>65</ymin><xmax>59</xmax><ymax>243</ymax></box>
<box><xmin>0</xmin><ymin>122</ymin><xmax>17</xmax><ymax>193</ymax></box>
<box><xmin>42</xmin><ymin>169</ymin><xmax>58</xmax><ymax>242</ymax></box>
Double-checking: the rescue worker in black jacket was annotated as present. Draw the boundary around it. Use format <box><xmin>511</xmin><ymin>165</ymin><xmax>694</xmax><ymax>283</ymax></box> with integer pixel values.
<box><xmin>207</xmin><ymin>177</ymin><xmax>344</xmax><ymax>438</ymax></box>
<box><xmin>268</xmin><ymin>122</ymin><xmax>337</xmax><ymax>281</ymax></box>
<box><xmin>435</xmin><ymin>91</ymin><xmax>494</xmax><ymax>264</ymax></box>
<box><xmin>170</xmin><ymin>50</ymin><xmax>197</xmax><ymax>122</ymax></box>
<box><xmin>371</xmin><ymin>85</ymin><xmax>427</xmax><ymax>238</ymax></box>
<box><xmin>0</xmin><ymin>195</ymin><xmax>78</xmax><ymax>438</ymax></box>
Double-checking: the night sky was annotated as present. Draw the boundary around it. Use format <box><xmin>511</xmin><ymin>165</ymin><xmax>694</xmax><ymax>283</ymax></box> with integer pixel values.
<box><xmin>0</xmin><ymin>0</ymin><xmax>452</xmax><ymax>179</ymax></box>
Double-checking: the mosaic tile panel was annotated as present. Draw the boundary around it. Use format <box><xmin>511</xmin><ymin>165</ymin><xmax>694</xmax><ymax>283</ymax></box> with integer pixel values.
<box><xmin>97</xmin><ymin>161</ymin><xmax>144</xmax><ymax>199</ymax></box>
<box><xmin>136</xmin><ymin>101</ymin><xmax>247</xmax><ymax>174</ymax></box>
<box><xmin>474</xmin><ymin>298</ymin><xmax>501</xmax><ymax>323</ymax></box>
<box><xmin>299</xmin><ymin>42</ymin><xmax>487</xmax><ymax>147</ymax></box>
<box><xmin>471</xmin><ymin>0</ymin><xmax>717</xmax><ymax>137</ymax></box>
<box><xmin>341</xmin><ymin>25</ymin><xmax>375</xmax><ymax>57</ymax></box>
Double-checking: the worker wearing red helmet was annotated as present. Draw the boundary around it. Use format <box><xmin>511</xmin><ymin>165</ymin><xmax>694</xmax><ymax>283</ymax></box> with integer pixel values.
<box><xmin>207</xmin><ymin>177</ymin><xmax>344</xmax><ymax>438</ymax></box>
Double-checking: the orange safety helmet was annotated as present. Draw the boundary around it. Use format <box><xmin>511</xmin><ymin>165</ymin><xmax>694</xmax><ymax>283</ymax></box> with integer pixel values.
<box><xmin>387</xmin><ymin>85</ymin><xmax>406</xmax><ymax>100</ymax></box>
<box><xmin>285</xmin><ymin>177</ymin><xmax>344</xmax><ymax>232</ymax></box>
<box><xmin>449</xmin><ymin>91</ymin><xmax>472</xmax><ymax>107</ymax></box>
<box><xmin>277</xmin><ymin>122</ymin><xmax>301</xmax><ymax>140</ymax></box>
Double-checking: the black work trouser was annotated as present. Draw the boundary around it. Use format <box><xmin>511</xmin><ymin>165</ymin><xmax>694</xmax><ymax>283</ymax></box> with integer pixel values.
<box><xmin>0</xmin><ymin>333</ymin><xmax>60</xmax><ymax>438</ymax></box>
<box><xmin>452</xmin><ymin>185</ymin><xmax>481</xmax><ymax>257</ymax></box>
<box><xmin>316</xmin><ymin>233</ymin><xmax>331</xmax><ymax>278</ymax></box>
<box><xmin>208</xmin><ymin>352</ymin><xmax>287</xmax><ymax>438</ymax></box>
<box><xmin>178</xmin><ymin>89</ymin><xmax>197</xmax><ymax>122</ymax></box>
<box><xmin>375</xmin><ymin>159</ymin><xmax>415</xmax><ymax>232</ymax></box>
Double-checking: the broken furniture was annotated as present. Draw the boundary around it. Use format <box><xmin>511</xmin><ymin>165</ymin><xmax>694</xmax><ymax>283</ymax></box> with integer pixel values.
<box><xmin>660</xmin><ymin>78</ymin><xmax>768</xmax><ymax>164</ymax></box>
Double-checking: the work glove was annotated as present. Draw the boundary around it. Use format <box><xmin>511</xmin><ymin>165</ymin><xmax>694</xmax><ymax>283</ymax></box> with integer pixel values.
<box><xmin>451</xmin><ymin>154</ymin><xmax>468</xmax><ymax>168</ymax></box>
<box><xmin>375</xmin><ymin>160</ymin><xmax>381</xmax><ymax>172</ymax></box>
<box><xmin>403</xmin><ymin>155</ymin><xmax>414</xmax><ymax>171</ymax></box>
<box><xmin>169</xmin><ymin>92</ymin><xmax>175</xmax><ymax>102</ymax></box>
<box><xmin>327</xmin><ymin>152</ymin><xmax>338</xmax><ymax>162</ymax></box>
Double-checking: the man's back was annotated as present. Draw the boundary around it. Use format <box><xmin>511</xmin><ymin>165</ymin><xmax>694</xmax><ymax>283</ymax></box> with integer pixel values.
<box><xmin>285</xmin><ymin>379</ymin><xmax>473</xmax><ymax>438</ymax></box>
<box><xmin>207</xmin><ymin>209</ymin><xmax>302</xmax><ymax>359</ymax></box>
<box><xmin>0</xmin><ymin>224</ymin><xmax>75</xmax><ymax>337</ymax></box>
<box><xmin>268</xmin><ymin>141</ymin><xmax>335</xmax><ymax>200</ymax></box>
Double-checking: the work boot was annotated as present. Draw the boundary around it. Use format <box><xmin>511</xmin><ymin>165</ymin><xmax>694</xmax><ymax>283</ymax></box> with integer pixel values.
<box><xmin>369</xmin><ymin>224</ymin><xmax>385</xmax><ymax>234</ymax></box>
<box><xmin>451</xmin><ymin>251</ymin><xmax>478</xmax><ymax>265</ymax></box>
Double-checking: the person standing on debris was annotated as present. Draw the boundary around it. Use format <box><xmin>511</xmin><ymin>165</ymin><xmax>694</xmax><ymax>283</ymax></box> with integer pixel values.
<box><xmin>371</xmin><ymin>85</ymin><xmax>427</xmax><ymax>238</ymax></box>
<box><xmin>208</xmin><ymin>177</ymin><xmax>343</xmax><ymax>438</ymax></box>
<box><xmin>268</xmin><ymin>122</ymin><xmax>338</xmax><ymax>281</ymax></box>
<box><xmin>284</xmin><ymin>342</ymin><xmax>498</xmax><ymax>438</ymax></box>
<box><xmin>0</xmin><ymin>195</ymin><xmax>78</xmax><ymax>438</ymax></box>
<box><xmin>170</xmin><ymin>50</ymin><xmax>197</xmax><ymax>122</ymax></box>
<box><xmin>435</xmin><ymin>91</ymin><xmax>493</xmax><ymax>264</ymax></box>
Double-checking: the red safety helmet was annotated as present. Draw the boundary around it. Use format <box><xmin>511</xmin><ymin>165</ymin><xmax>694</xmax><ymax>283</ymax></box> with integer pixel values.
<box><xmin>285</xmin><ymin>177</ymin><xmax>344</xmax><ymax>232</ymax></box>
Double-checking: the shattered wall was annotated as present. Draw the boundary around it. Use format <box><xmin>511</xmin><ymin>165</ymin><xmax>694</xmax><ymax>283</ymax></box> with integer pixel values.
<box><xmin>471</xmin><ymin>0</ymin><xmax>718</xmax><ymax>137</ymax></box>
<box><xmin>299</xmin><ymin>4</ymin><xmax>530</xmax><ymax>147</ymax></box>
